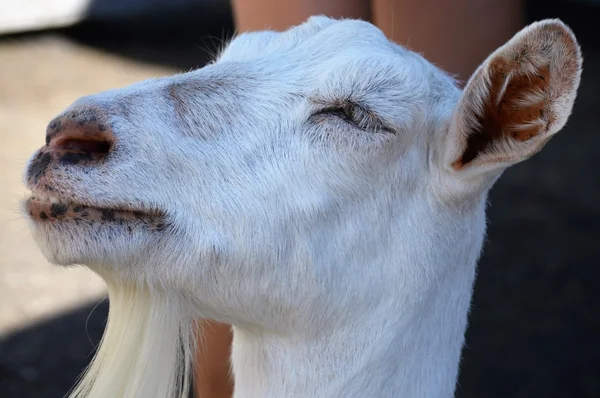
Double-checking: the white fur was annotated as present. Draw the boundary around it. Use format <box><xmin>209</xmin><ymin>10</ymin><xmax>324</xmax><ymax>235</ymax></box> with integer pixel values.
<box><xmin>24</xmin><ymin>16</ymin><xmax>581</xmax><ymax>398</ymax></box>
<box><xmin>68</xmin><ymin>284</ymin><xmax>194</xmax><ymax>398</ymax></box>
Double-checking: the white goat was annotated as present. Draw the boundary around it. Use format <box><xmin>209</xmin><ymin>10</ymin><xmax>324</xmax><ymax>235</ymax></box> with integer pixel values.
<box><xmin>23</xmin><ymin>16</ymin><xmax>581</xmax><ymax>398</ymax></box>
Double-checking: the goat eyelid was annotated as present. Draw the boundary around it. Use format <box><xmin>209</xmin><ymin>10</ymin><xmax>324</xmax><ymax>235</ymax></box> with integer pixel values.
<box><xmin>312</xmin><ymin>101</ymin><xmax>393</xmax><ymax>134</ymax></box>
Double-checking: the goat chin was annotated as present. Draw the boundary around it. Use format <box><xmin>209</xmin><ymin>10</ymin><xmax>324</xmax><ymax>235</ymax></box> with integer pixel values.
<box><xmin>69</xmin><ymin>283</ymin><xmax>195</xmax><ymax>398</ymax></box>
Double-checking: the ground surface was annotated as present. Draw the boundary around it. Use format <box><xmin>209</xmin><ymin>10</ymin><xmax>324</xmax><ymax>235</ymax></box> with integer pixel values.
<box><xmin>0</xmin><ymin>2</ymin><xmax>598</xmax><ymax>398</ymax></box>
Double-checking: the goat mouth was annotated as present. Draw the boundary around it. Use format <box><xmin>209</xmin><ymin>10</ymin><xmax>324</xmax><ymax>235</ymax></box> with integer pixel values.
<box><xmin>25</xmin><ymin>192</ymin><xmax>167</xmax><ymax>230</ymax></box>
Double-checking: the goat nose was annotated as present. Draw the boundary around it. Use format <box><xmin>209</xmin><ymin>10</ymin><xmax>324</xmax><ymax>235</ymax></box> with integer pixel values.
<box><xmin>46</xmin><ymin>108</ymin><xmax>114</xmax><ymax>163</ymax></box>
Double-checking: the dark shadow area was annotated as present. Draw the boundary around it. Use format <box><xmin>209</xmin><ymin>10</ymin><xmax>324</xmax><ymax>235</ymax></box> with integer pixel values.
<box><xmin>0</xmin><ymin>2</ymin><xmax>235</xmax><ymax>72</ymax></box>
<box><xmin>1</xmin><ymin>0</ymin><xmax>598</xmax><ymax>397</ymax></box>
<box><xmin>0</xmin><ymin>301</ymin><xmax>108</xmax><ymax>398</ymax></box>
<box><xmin>61</xmin><ymin>2</ymin><xmax>235</xmax><ymax>71</ymax></box>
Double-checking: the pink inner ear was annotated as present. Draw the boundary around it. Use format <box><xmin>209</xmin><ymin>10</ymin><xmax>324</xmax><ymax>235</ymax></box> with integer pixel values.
<box><xmin>458</xmin><ymin>58</ymin><xmax>552</xmax><ymax>166</ymax></box>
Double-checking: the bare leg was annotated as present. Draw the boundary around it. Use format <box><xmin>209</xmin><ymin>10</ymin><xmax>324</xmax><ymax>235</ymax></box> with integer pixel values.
<box><xmin>372</xmin><ymin>0</ymin><xmax>524</xmax><ymax>81</ymax></box>
<box><xmin>194</xmin><ymin>321</ymin><xmax>234</xmax><ymax>398</ymax></box>
<box><xmin>231</xmin><ymin>0</ymin><xmax>371</xmax><ymax>32</ymax></box>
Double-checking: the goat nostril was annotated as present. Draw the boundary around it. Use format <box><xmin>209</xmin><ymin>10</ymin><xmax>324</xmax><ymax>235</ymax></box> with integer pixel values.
<box><xmin>51</xmin><ymin>137</ymin><xmax>113</xmax><ymax>156</ymax></box>
<box><xmin>45</xmin><ymin>110</ymin><xmax>114</xmax><ymax>160</ymax></box>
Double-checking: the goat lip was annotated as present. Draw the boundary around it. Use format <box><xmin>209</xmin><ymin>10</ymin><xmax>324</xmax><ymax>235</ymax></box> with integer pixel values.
<box><xmin>25</xmin><ymin>195</ymin><xmax>166</xmax><ymax>226</ymax></box>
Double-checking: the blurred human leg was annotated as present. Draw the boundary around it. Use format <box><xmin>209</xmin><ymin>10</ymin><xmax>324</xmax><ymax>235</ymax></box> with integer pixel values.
<box><xmin>231</xmin><ymin>0</ymin><xmax>371</xmax><ymax>32</ymax></box>
<box><xmin>372</xmin><ymin>0</ymin><xmax>524</xmax><ymax>81</ymax></box>
<box><xmin>194</xmin><ymin>321</ymin><xmax>234</xmax><ymax>398</ymax></box>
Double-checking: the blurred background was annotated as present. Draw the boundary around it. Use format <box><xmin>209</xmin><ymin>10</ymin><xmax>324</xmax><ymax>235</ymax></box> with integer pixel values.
<box><xmin>0</xmin><ymin>0</ymin><xmax>598</xmax><ymax>397</ymax></box>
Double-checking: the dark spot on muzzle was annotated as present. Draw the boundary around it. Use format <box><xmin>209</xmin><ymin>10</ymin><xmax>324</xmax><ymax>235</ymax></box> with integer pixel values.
<box><xmin>59</xmin><ymin>152</ymin><xmax>94</xmax><ymax>165</ymax></box>
<box><xmin>50</xmin><ymin>203</ymin><xmax>68</xmax><ymax>218</ymax></box>
<box><xmin>28</xmin><ymin>152</ymin><xmax>53</xmax><ymax>184</ymax></box>
<box><xmin>46</xmin><ymin>120</ymin><xmax>63</xmax><ymax>145</ymax></box>
<box><xmin>101</xmin><ymin>209</ymin><xmax>115</xmax><ymax>221</ymax></box>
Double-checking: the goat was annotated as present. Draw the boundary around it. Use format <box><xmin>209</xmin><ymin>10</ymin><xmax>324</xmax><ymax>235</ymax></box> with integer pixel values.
<box><xmin>23</xmin><ymin>16</ymin><xmax>581</xmax><ymax>398</ymax></box>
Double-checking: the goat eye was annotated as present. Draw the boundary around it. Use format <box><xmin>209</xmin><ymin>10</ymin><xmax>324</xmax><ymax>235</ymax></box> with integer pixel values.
<box><xmin>332</xmin><ymin>104</ymin><xmax>361</xmax><ymax>125</ymax></box>
<box><xmin>316</xmin><ymin>104</ymin><xmax>369</xmax><ymax>128</ymax></box>
<box><xmin>342</xmin><ymin>106</ymin><xmax>356</xmax><ymax>122</ymax></box>
<box><xmin>313</xmin><ymin>102</ymin><xmax>392</xmax><ymax>134</ymax></box>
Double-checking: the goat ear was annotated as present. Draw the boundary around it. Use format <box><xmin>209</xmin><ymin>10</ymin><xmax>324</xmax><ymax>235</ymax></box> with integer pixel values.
<box><xmin>444</xmin><ymin>19</ymin><xmax>582</xmax><ymax>178</ymax></box>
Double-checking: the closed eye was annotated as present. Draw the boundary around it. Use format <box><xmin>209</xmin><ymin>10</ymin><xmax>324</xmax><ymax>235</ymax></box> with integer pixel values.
<box><xmin>312</xmin><ymin>101</ymin><xmax>393</xmax><ymax>134</ymax></box>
